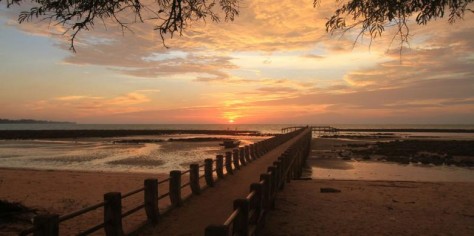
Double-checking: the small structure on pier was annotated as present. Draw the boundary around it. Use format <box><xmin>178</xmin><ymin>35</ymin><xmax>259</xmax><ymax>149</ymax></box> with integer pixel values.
<box><xmin>281</xmin><ymin>126</ymin><xmax>339</xmax><ymax>136</ymax></box>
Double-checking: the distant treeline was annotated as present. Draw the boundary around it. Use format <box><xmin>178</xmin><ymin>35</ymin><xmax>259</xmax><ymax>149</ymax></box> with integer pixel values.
<box><xmin>0</xmin><ymin>118</ymin><xmax>75</xmax><ymax>124</ymax></box>
<box><xmin>0</xmin><ymin>129</ymin><xmax>262</xmax><ymax>139</ymax></box>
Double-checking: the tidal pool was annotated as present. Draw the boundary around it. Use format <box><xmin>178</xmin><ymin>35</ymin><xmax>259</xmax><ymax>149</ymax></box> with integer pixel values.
<box><xmin>308</xmin><ymin>159</ymin><xmax>474</xmax><ymax>182</ymax></box>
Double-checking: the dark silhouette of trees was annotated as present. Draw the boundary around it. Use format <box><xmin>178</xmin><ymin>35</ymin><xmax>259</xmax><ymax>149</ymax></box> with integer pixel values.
<box><xmin>2</xmin><ymin>0</ymin><xmax>473</xmax><ymax>51</ymax></box>
<box><xmin>2</xmin><ymin>0</ymin><xmax>239</xmax><ymax>51</ymax></box>
<box><xmin>316</xmin><ymin>0</ymin><xmax>474</xmax><ymax>48</ymax></box>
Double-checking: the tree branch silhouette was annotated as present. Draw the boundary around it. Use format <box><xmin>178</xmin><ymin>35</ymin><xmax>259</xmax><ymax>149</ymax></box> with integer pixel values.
<box><xmin>3</xmin><ymin>0</ymin><xmax>239</xmax><ymax>52</ymax></box>
<box><xmin>2</xmin><ymin>0</ymin><xmax>472</xmax><ymax>52</ymax></box>
<box><xmin>316</xmin><ymin>0</ymin><xmax>474</xmax><ymax>50</ymax></box>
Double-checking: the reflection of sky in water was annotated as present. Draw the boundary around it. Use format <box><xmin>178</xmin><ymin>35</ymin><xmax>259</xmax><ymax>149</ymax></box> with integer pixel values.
<box><xmin>0</xmin><ymin>135</ymin><xmax>268</xmax><ymax>173</ymax></box>
<box><xmin>310</xmin><ymin>160</ymin><xmax>474</xmax><ymax>182</ymax></box>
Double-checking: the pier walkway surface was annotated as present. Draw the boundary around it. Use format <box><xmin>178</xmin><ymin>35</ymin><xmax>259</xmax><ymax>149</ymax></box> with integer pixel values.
<box><xmin>140</xmin><ymin>129</ymin><xmax>310</xmax><ymax>235</ymax></box>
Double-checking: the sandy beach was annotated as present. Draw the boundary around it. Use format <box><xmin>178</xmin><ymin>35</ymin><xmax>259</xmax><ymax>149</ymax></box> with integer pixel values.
<box><xmin>0</xmin><ymin>168</ymin><xmax>169</xmax><ymax>235</ymax></box>
<box><xmin>262</xmin><ymin>136</ymin><xmax>474</xmax><ymax>235</ymax></box>
<box><xmin>1</xmin><ymin>134</ymin><xmax>473</xmax><ymax>235</ymax></box>
<box><xmin>263</xmin><ymin>179</ymin><xmax>474</xmax><ymax>235</ymax></box>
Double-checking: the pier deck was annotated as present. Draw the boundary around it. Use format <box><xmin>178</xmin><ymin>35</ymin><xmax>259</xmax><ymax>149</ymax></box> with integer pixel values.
<box><xmin>140</xmin><ymin>129</ymin><xmax>310</xmax><ymax>235</ymax></box>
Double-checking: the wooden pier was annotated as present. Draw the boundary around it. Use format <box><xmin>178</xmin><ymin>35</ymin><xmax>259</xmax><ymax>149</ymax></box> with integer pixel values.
<box><xmin>20</xmin><ymin>128</ymin><xmax>312</xmax><ymax>236</ymax></box>
<box><xmin>282</xmin><ymin>126</ymin><xmax>339</xmax><ymax>136</ymax></box>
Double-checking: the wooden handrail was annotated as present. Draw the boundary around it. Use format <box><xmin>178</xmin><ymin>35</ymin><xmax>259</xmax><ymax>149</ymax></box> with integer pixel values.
<box><xmin>224</xmin><ymin>209</ymin><xmax>240</xmax><ymax>226</ymax></box>
<box><xmin>122</xmin><ymin>187</ymin><xmax>145</xmax><ymax>199</ymax></box>
<box><xmin>58</xmin><ymin>201</ymin><xmax>105</xmax><ymax>222</ymax></box>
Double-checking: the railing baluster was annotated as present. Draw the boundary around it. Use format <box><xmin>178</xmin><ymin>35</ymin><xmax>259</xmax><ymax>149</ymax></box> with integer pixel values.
<box><xmin>239</xmin><ymin>147</ymin><xmax>247</xmax><ymax>166</ymax></box>
<box><xmin>233</xmin><ymin>149</ymin><xmax>240</xmax><ymax>170</ymax></box>
<box><xmin>245</xmin><ymin>145</ymin><xmax>251</xmax><ymax>162</ymax></box>
<box><xmin>33</xmin><ymin>214</ymin><xmax>59</xmax><ymax>236</ymax></box>
<box><xmin>216</xmin><ymin>155</ymin><xmax>225</xmax><ymax>179</ymax></box>
<box><xmin>103</xmin><ymin>192</ymin><xmax>124</xmax><ymax>236</ymax></box>
<box><xmin>144</xmin><ymin>179</ymin><xmax>159</xmax><ymax>225</ymax></box>
<box><xmin>225</xmin><ymin>151</ymin><xmax>234</xmax><ymax>175</ymax></box>
<box><xmin>205</xmin><ymin>158</ymin><xmax>214</xmax><ymax>187</ymax></box>
<box><xmin>250</xmin><ymin>183</ymin><xmax>263</xmax><ymax>225</ymax></box>
<box><xmin>190</xmin><ymin>164</ymin><xmax>201</xmax><ymax>195</ymax></box>
<box><xmin>233</xmin><ymin>199</ymin><xmax>250</xmax><ymax>236</ymax></box>
<box><xmin>169</xmin><ymin>170</ymin><xmax>182</xmax><ymax>207</ymax></box>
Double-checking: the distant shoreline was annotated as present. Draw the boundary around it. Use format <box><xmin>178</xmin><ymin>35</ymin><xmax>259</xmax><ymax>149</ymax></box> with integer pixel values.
<box><xmin>0</xmin><ymin>128</ymin><xmax>473</xmax><ymax>140</ymax></box>
<box><xmin>0</xmin><ymin>118</ymin><xmax>75</xmax><ymax>124</ymax></box>
<box><xmin>0</xmin><ymin>129</ymin><xmax>265</xmax><ymax>139</ymax></box>
<box><xmin>337</xmin><ymin>128</ymin><xmax>474</xmax><ymax>133</ymax></box>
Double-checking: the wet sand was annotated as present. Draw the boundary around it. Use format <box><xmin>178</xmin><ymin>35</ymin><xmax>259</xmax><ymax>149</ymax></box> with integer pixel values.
<box><xmin>264</xmin><ymin>179</ymin><xmax>474</xmax><ymax>236</ymax></box>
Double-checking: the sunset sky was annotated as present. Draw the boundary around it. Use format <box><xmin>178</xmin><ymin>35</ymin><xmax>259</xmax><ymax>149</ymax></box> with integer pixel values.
<box><xmin>1</xmin><ymin>1</ymin><xmax>473</xmax><ymax>124</ymax></box>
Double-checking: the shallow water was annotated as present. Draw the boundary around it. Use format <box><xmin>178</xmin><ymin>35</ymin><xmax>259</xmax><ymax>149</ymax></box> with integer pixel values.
<box><xmin>309</xmin><ymin>159</ymin><xmax>474</xmax><ymax>182</ymax></box>
<box><xmin>0</xmin><ymin>134</ymin><xmax>268</xmax><ymax>173</ymax></box>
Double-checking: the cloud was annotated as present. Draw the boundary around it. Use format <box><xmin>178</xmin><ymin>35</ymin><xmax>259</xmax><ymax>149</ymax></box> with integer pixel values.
<box><xmin>134</xmin><ymin>89</ymin><xmax>161</xmax><ymax>93</ymax></box>
<box><xmin>301</xmin><ymin>54</ymin><xmax>324</xmax><ymax>59</ymax></box>
<box><xmin>55</xmin><ymin>95</ymin><xmax>103</xmax><ymax>101</ymax></box>
<box><xmin>256</xmin><ymin>87</ymin><xmax>299</xmax><ymax>94</ymax></box>
<box><xmin>26</xmin><ymin>91</ymin><xmax>155</xmax><ymax>119</ymax></box>
<box><xmin>1</xmin><ymin>0</ymin><xmax>334</xmax><ymax>81</ymax></box>
<box><xmin>107</xmin><ymin>92</ymin><xmax>151</xmax><ymax>106</ymax></box>
<box><xmin>2</xmin><ymin>1</ymin><xmax>474</xmax><ymax>124</ymax></box>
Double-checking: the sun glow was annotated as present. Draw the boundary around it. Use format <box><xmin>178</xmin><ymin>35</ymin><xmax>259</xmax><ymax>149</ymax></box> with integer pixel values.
<box><xmin>223</xmin><ymin>110</ymin><xmax>241</xmax><ymax>124</ymax></box>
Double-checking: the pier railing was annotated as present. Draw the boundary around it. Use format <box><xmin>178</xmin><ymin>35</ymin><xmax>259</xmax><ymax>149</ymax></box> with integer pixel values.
<box><xmin>20</xmin><ymin>128</ymin><xmax>306</xmax><ymax>236</ymax></box>
<box><xmin>205</xmin><ymin>128</ymin><xmax>311</xmax><ymax>236</ymax></box>
<box><xmin>282</xmin><ymin>125</ymin><xmax>338</xmax><ymax>135</ymax></box>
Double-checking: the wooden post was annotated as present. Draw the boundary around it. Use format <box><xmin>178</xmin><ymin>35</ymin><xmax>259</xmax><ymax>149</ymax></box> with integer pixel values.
<box><xmin>278</xmin><ymin>156</ymin><xmax>287</xmax><ymax>189</ymax></box>
<box><xmin>244</xmin><ymin>145</ymin><xmax>251</xmax><ymax>162</ymax></box>
<box><xmin>33</xmin><ymin>214</ymin><xmax>59</xmax><ymax>236</ymax></box>
<box><xmin>249</xmin><ymin>144</ymin><xmax>256</xmax><ymax>160</ymax></box>
<box><xmin>169</xmin><ymin>170</ymin><xmax>182</xmax><ymax>207</ymax></box>
<box><xmin>287</xmin><ymin>155</ymin><xmax>293</xmax><ymax>183</ymax></box>
<box><xmin>204</xmin><ymin>158</ymin><xmax>214</xmax><ymax>187</ymax></box>
<box><xmin>257</xmin><ymin>142</ymin><xmax>262</xmax><ymax>156</ymax></box>
<box><xmin>260</xmin><ymin>174</ymin><xmax>271</xmax><ymax>210</ymax></box>
<box><xmin>190</xmin><ymin>164</ymin><xmax>201</xmax><ymax>195</ymax></box>
<box><xmin>274</xmin><ymin>161</ymin><xmax>283</xmax><ymax>190</ymax></box>
<box><xmin>225</xmin><ymin>151</ymin><xmax>233</xmax><ymax>175</ymax></box>
<box><xmin>262</xmin><ymin>141</ymin><xmax>268</xmax><ymax>154</ymax></box>
<box><xmin>104</xmin><ymin>192</ymin><xmax>124</xmax><ymax>236</ymax></box>
<box><xmin>233</xmin><ymin>149</ymin><xmax>240</xmax><ymax>170</ymax></box>
<box><xmin>233</xmin><ymin>199</ymin><xmax>250</xmax><ymax>236</ymax></box>
<box><xmin>296</xmin><ymin>149</ymin><xmax>302</xmax><ymax>178</ymax></box>
<box><xmin>267</xmin><ymin>166</ymin><xmax>277</xmax><ymax>209</ymax></box>
<box><xmin>216</xmin><ymin>155</ymin><xmax>224</xmax><ymax>179</ymax></box>
<box><xmin>262</xmin><ymin>141</ymin><xmax>268</xmax><ymax>155</ymax></box>
<box><xmin>239</xmin><ymin>147</ymin><xmax>246</xmax><ymax>166</ymax></box>
<box><xmin>144</xmin><ymin>179</ymin><xmax>159</xmax><ymax>225</ymax></box>
<box><xmin>250</xmin><ymin>183</ymin><xmax>263</xmax><ymax>224</ymax></box>
<box><xmin>205</xmin><ymin>225</ymin><xmax>229</xmax><ymax>236</ymax></box>
<box><xmin>292</xmin><ymin>150</ymin><xmax>299</xmax><ymax>180</ymax></box>
<box><xmin>254</xmin><ymin>143</ymin><xmax>261</xmax><ymax>158</ymax></box>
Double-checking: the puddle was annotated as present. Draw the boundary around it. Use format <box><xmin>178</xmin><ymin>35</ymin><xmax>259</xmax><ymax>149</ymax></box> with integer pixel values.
<box><xmin>308</xmin><ymin>159</ymin><xmax>474</xmax><ymax>182</ymax></box>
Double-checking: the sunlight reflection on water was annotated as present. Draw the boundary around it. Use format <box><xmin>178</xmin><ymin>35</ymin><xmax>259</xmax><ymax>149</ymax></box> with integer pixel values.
<box><xmin>310</xmin><ymin>160</ymin><xmax>474</xmax><ymax>182</ymax></box>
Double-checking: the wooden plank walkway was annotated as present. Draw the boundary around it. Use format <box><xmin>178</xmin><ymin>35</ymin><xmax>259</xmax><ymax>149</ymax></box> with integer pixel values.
<box><xmin>140</xmin><ymin>129</ymin><xmax>310</xmax><ymax>235</ymax></box>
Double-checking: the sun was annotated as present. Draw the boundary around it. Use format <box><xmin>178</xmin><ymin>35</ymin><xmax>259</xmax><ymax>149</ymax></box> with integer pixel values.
<box><xmin>228</xmin><ymin>119</ymin><xmax>235</xmax><ymax>123</ymax></box>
